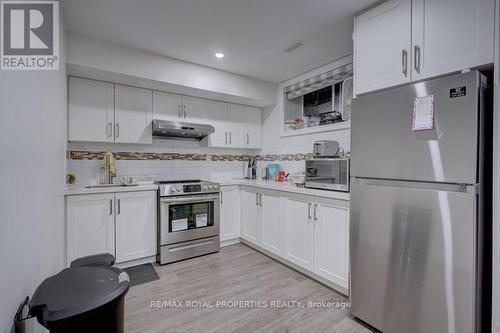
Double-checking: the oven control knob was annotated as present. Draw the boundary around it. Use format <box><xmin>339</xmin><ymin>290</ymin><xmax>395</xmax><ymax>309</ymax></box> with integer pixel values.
<box><xmin>169</xmin><ymin>186</ymin><xmax>176</xmax><ymax>193</ymax></box>
<box><xmin>210</xmin><ymin>185</ymin><xmax>215</xmax><ymax>190</ymax></box>
<box><xmin>175</xmin><ymin>185</ymin><xmax>182</xmax><ymax>192</ymax></box>
<box><xmin>202</xmin><ymin>185</ymin><xmax>208</xmax><ymax>191</ymax></box>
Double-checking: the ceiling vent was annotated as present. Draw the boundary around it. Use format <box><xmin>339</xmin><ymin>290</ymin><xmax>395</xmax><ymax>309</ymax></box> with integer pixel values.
<box><xmin>284</xmin><ymin>41</ymin><xmax>304</xmax><ymax>53</ymax></box>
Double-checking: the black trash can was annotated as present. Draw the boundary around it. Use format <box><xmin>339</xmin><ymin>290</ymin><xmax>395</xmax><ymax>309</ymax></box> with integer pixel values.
<box><xmin>29</xmin><ymin>255</ymin><xmax>129</xmax><ymax>333</ymax></box>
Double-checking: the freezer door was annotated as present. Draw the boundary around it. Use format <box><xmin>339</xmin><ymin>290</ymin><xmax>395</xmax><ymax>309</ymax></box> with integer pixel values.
<box><xmin>351</xmin><ymin>71</ymin><xmax>481</xmax><ymax>184</ymax></box>
<box><xmin>350</xmin><ymin>181</ymin><xmax>477</xmax><ymax>333</ymax></box>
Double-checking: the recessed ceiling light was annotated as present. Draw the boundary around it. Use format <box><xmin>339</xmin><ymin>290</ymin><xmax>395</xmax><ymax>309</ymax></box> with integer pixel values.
<box><xmin>215</xmin><ymin>52</ymin><xmax>224</xmax><ymax>59</ymax></box>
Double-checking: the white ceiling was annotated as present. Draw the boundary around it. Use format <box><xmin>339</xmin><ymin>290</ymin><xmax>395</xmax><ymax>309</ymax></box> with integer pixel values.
<box><xmin>62</xmin><ymin>0</ymin><xmax>377</xmax><ymax>83</ymax></box>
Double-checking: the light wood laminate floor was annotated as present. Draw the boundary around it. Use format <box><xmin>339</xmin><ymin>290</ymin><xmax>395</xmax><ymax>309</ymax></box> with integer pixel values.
<box><xmin>124</xmin><ymin>244</ymin><xmax>373</xmax><ymax>333</ymax></box>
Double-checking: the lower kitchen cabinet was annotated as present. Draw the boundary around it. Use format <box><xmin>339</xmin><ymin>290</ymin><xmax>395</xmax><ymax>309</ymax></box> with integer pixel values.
<box><xmin>283</xmin><ymin>194</ymin><xmax>314</xmax><ymax>271</ymax></box>
<box><xmin>220</xmin><ymin>186</ymin><xmax>240</xmax><ymax>242</ymax></box>
<box><xmin>115</xmin><ymin>191</ymin><xmax>157</xmax><ymax>263</ymax></box>
<box><xmin>66</xmin><ymin>193</ymin><xmax>115</xmax><ymax>266</ymax></box>
<box><xmin>66</xmin><ymin>190</ymin><xmax>157</xmax><ymax>266</ymax></box>
<box><xmin>313</xmin><ymin>198</ymin><xmax>349</xmax><ymax>288</ymax></box>
<box><xmin>241</xmin><ymin>188</ymin><xmax>260</xmax><ymax>243</ymax></box>
<box><xmin>260</xmin><ymin>192</ymin><xmax>282</xmax><ymax>255</ymax></box>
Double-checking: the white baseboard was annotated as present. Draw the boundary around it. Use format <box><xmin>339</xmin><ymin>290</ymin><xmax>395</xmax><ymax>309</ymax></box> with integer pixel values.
<box><xmin>114</xmin><ymin>255</ymin><xmax>156</xmax><ymax>269</ymax></box>
<box><xmin>221</xmin><ymin>238</ymin><xmax>240</xmax><ymax>247</ymax></box>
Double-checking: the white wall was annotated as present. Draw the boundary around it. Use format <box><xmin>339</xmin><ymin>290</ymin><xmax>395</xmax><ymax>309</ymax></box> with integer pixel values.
<box><xmin>0</xmin><ymin>8</ymin><xmax>67</xmax><ymax>333</ymax></box>
<box><xmin>261</xmin><ymin>56</ymin><xmax>352</xmax><ymax>156</ymax></box>
<box><xmin>66</xmin><ymin>32</ymin><xmax>277</xmax><ymax>107</ymax></box>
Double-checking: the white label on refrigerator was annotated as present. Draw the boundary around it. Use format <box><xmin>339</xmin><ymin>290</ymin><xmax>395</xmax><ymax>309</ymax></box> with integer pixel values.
<box><xmin>412</xmin><ymin>95</ymin><xmax>435</xmax><ymax>131</ymax></box>
<box><xmin>196</xmin><ymin>213</ymin><xmax>208</xmax><ymax>227</ymax></box>
<box><xmin>172</xmin><ymin>218</ymin><xmax>188</xmax><ymax>232</ymax></box>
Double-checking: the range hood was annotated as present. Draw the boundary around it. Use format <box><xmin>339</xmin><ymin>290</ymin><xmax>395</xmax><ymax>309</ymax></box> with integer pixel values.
<box><xmin>152</xmin><ymin>119</ymin><xmax>214</xmax><ymax>140</ymax></box>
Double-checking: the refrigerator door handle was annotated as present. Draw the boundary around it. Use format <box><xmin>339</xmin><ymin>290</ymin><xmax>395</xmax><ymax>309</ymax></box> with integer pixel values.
<box><xmin>351</xmin><ymin>177</ymin><xmax>475</xmax><ymax>193</ymax></box>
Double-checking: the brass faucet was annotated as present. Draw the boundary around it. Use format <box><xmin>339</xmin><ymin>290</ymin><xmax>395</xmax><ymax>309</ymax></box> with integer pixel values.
<box><xmin>101</xmin><ymin>150</ymin><xmax>116</xmax><ymax>184</ymax></box>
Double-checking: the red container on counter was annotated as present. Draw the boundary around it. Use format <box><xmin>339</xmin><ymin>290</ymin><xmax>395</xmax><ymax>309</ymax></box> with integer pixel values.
<box><xmin>277</xmin><ymin>170</ymin><xmax>286</xmax><ymax>182</ymax></box>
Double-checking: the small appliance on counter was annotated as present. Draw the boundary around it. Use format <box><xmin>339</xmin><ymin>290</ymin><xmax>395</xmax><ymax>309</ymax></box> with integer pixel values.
<box><xmin>244</xmin><ymin>158</ymin><xmax>257</xmax><ymax>179</ymax></box>
<box><xmin>313</xmin><ymin>140</ymin><xmax>341</xmax><ymax>157</ymax></box>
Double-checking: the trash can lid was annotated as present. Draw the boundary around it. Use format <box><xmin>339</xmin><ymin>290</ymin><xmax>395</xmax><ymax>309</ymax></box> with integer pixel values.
<box><xmin>30</xmin><ymin>267</ymin><xmax>129</xmax><ymax>324</ymax></box>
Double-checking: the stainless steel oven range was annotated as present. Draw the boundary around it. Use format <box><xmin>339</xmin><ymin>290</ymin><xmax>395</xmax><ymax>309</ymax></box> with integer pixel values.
<box><xmin>156</xmin><ymin>179</ymin><xmax>220</xmax><ymax>264</ymax></box>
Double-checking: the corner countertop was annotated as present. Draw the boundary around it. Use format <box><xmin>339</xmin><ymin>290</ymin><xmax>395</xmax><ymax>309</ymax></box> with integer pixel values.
<box><xmin>211</xmin><ymin>178</ymin><xmax>350</xmax><ymax>201</ymax></box>
<box><xmin>65</xmin><ymin>184</ymin><xmax>159</xmax><ymax>196</ymax></box>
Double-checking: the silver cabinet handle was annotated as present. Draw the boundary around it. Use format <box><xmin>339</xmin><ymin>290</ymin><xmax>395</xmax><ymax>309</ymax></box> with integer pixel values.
<box><xmin>106</xmin><ymin>122</ymin><xmax>113</xmax><ymax>138</ymax></box>
<box><xmin>229</xmin><ymin>132</ymin><xmax>232</xmax><ymax>144</ymax></box>
<box><xmin>109</xmin><ymin>199</ymin><xmax>113</xmax><ymax>215</ymax></box>
<box><xmin>401</xmin><ymin>49</ymin><xmax>408</xmax><ymax>77</ymax></box>
<box><xmin>414</xmin><ymin>45</ymin><xmax>421</xmax><ymax>74</ymax></box>
<box><xmin>183</xmin><ymin>105</ymin><xmax>187</xmax><ymax>119</ymax></box>
<box><xmin>259</xmin><ymin>193</ymin><xmax>263</xmax><ymax>207</ymax></box>
<box><xmin>225</xmin><ymin>132</ymin><xmax>228</xmax><ymax>145</ymax></box>
<box><xmin>178</xmin><ymin>105</ymin><xmax>182</xmax><ymax>119</ymax></box>
<box><xmin>308</xmin><ymin>203</ymin><xmax>312</xmax><ymax>220</ymax></box>
<box><xmin>313</xmin><ymin>204</ymin><xmax>318</xmax><ymax>222</ymax></box>
<box><xmin>117</xmin><ymin>198</ymin><xmax>121</xmax><ymax>215</ymax></box>
<box><xmin>247</xmin><ymin>133</ymin><xmax>249</xmax><ymax>145</ymax></box>
<box><xmin>115</xmin><ymin>123</ymin><xmax>120</xmax><ymax>138</ymax></box>
<box><xmin>255</xmin><ymin>193</ymin><xmax>259</xmax><ymax>206</ymax></box>
<box><xmin>220</xmin><ymin>191</ymin><xmax>223</xmax><ymax>204</ymax></box>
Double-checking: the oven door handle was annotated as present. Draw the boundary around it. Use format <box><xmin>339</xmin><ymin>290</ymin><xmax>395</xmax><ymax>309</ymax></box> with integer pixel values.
<box><xmin>160</xmin><ymin>194</ymin><xmax>220</xmax><ymax>204</ymax></box>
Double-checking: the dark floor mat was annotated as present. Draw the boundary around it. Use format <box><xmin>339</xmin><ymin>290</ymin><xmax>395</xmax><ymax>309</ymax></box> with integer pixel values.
<box><xmin>124</xmin><ymin>263</ymin><xmax>159</xmax><ymax>286</ymax></box>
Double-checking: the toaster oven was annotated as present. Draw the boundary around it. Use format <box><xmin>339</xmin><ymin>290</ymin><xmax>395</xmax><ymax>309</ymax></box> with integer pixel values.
<box><xmin>305</xmin><ymin>158</ymin><xmax>350</xmax><ymax>192</ymax></box>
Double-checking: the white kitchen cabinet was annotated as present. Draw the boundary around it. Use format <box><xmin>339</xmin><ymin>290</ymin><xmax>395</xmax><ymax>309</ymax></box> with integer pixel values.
<box><xmin>68</xmin><ymin>77</ymin><xmax>115</xmax><ymax>142</ymax></box>
<box><xmin>66</xmin><ymin>193</ymin><xmax>115</xmax><ymax>266</ymax></box>
<box><xmin>354</xmin><ymin>0</ymin><xmax>495</xmax><ymax>95</ymax></box>
<box><xmin>114</xmin><ymin>85</ymin><xmax>153</xmax><ymax>144</ymax></box>
<box><xmin>227</xmin><ymin>104</ymin><xmax>246</xmax><ymax>147</ymax></box>
<box><xmin>313</xmin><ymin>198</ymin><xmax>349</xmax><ymax>289</ymax></box>
<box><xmin>283</xmin><ymin>194</ymin><xmax>314</xmax><ymax>271</ymax></box>
<box><xmin>220</xmin><ymin>186</ymin><xmax>240</xmax><ymax>242</ymax></box>
<box><xmin>241</xmin><ymin>188</ymin><xmax>261</xmax><ymax>244</ymax></box>
<box><xmin>207</xmin><ymin>100</ymin><xmax>228</xmax><ymax>147</ymax></box>
<box><xmin>244</xmin><ymin>106</ymin><xmax>262</xmax><ymax>148</ymax></box>
<box><xmin>182</xmin><ymin>96</ymin><xmax>208</xmax><ymax>123</ymax></box>
<box><xmin>354</xmin><ymin>0</ymin><xmax>412</xmax><ymax>95</ymax></box>
<box><xmin>260</xmin><ymin>192</ymin><xmax>282</xmax><ymax>255</ymax></box>
<box><xmin>115</xmin><ymin>191</ymin><xmax>157</xmax><ymax>263</ymax></box>
<box><xmin>153</xmin><ymin>91</ymin><xmax>183</xmax><ymax>122</ymax></box>
<box><xmin>411</xmin><ymin>0</ymin><xmax>494</xmax><ymax>81</ymax></box>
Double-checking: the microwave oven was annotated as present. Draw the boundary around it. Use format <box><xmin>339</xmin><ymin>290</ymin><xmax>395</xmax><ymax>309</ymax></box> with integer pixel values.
<box><xmin>305</xmin><ymin>158</ymin><xmax>350</xmax><ymax>192</ymax></box>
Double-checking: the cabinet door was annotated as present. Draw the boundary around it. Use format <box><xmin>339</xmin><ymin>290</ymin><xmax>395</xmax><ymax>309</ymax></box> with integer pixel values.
<box><xmin>68</xmin><ymin>77</ymin><xmax>114</xmax><ymax>142</ymax></box>
<box><xmin>240</xmin><ymin>188</ymin><xmax>260</xmax><ymax>244</ymax></box>
<box><xmin>207</xmin><ymin>100</ymin><xmax>228</xmax><ymax>147</ymax></box>
<box><xmin>227</xmin><ymin>104</ymin><xmax>245</xmax><ymax>147</ymax></box>
<box><xmin>153</xmin><ymin>91</ymin><xmax>182</xmax><ymax>122</ymax></box>
<box><xmin>115</xmin><ymin>85</ymin><xmax>153</xmax><ymax>144</ymax></box>
<box><xmin>115</xmin><ymin>191</ymin><xmax>157</xmax><ymax>263</ymax></box>
<box><xmin>283</xmin><ymin>195</ymin><xmax>314</xmax><ymax>270</ymax></box>
<box><xmin>220</xmin><ymin>186</ymin><xmax>240</xmax><ymax>241</ymax></box>
<box><xmin>354</xmin><ymin>0</ymin><xmax>412</xmax><ymax>95</ymax></box>
<box><xmin>66</xmin><ymin>194</ymin><xmax>115</xmax><ymax>266</ymax></box>
<box><xmin>313</xmin><ymin>199</ymin><xmax>349</xmax><ymax>288</ymax></box>
<box><xmin>245</xmin><ymin>106</ymin><xmax>262</xmax><ymax>148</ymax></box>
<box><xmin>411</xmin><ymin>0</ymin><xmax>494</xmax><ymax>81</ymax></box>
<box><xmin>182</xmin><ymin>96</ymin><xmax>208</xmax><ymax>123</ymax></box>
<box><xmin>261</xmin><ymin>192</ymin><xmax>282</xmax><ymax>255</ymax></box>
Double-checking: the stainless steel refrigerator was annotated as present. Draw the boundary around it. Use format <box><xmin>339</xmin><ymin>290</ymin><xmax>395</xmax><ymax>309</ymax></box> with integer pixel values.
<box><xmin>350</xmin><ymin>71</ymin><xmax>491</xmax><ymax>333</ymax></box>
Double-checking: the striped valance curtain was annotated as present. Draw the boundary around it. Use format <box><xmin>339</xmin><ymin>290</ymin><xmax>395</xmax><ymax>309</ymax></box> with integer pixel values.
<box><xmin>284</xmin><ymin>63</ymin><xmax>353</xmax><ymax>100</ymax></box>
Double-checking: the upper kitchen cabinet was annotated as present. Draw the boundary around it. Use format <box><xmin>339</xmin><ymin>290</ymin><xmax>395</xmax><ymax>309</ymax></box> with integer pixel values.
<box><xmin>244</xmin><ymin>106</ymin><xmax>262</xmax><ymax>149</ymax></box>
<box><xmin>114</xmin><ymin>85</ymin><xmax>153</xmax><ymax>144</ymax></box>
<box><xmin>411</xmin><ymin>0</ymin><xmax>494</xmax><ymax>81</ymax></box>
<box><xmin>153</xmin><ymin>91</ymin><xmax>183</xmax><ymax>122</ymax></box>
<box><xmin>207</xmin><ymin>100</ymin><xmax>229</xmax><ymax>147</ymax></box>
<box><xmin>227</xmin><ymin>103</ymin><xmax>246</xmax><ymax>147</ymax></box>
<box><xmin>182</xmin><ymin>96</ymin><xmax>208</xmax><ymax>123</ymax></box>
<box><xmin>69</xmin><ymin>77</ymin><xmax>115</xmax><ymax>142</ymax></box>
<box><xmin>353</xmin><ymin>0</ymin><xmax>412</xmax><ymax>95</ymax></box>
<box><xmin>354</xmin><ymin>0</ymin><xmax>495</xmax><ymax>95</ymax></box>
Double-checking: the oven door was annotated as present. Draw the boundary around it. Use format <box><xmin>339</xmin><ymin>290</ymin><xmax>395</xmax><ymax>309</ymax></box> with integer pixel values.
<box><xmin>160</xmin><ymin>193</ymin><xmax>220</xmax><ymax>245</ymax></box>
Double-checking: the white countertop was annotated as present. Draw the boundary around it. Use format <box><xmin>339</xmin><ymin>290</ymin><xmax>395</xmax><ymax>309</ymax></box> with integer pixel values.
<box><xmin>212</xmin><ymin>178</ymin><xmax>350</xmax><ymax>201</ymax></box>
<box><xmin>65</xmin><ymin>184</ymin><xmax>159</xmax><ymax>195</ymax></box>
<box><xmin>65</xmin><ymin>179</ymin><xmax>349</xmax><ymax>200</ymax></box>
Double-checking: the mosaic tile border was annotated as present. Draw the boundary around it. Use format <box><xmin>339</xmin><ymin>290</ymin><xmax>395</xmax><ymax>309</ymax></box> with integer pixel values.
<box><xmin>69</xmin><ymin>150</ymin><xmax>316</xmax><ymax>162</ymax></box>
